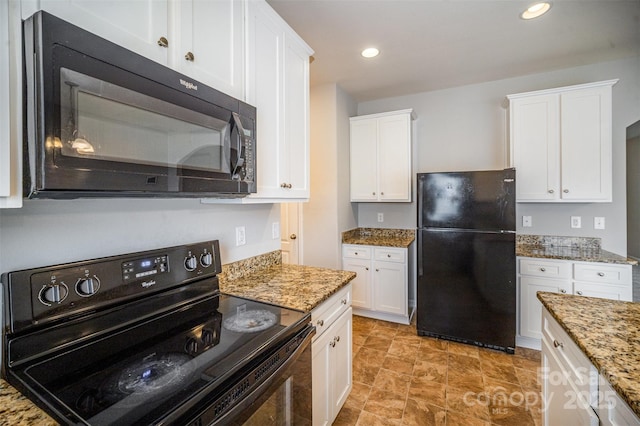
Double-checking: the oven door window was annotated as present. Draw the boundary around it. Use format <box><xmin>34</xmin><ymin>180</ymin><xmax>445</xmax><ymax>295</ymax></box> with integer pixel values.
<box><xmin>59</xmin><ymin>68</ymin><xmax>231</xmax><ymax>175</ymax></box>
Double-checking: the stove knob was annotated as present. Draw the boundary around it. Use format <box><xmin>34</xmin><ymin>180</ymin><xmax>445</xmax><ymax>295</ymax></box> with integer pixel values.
<box><xmin>200</xmin><ymin>252</ymin><xmax>213</xmax><ymax>268</ymax></box>
<box><xmin>39</xmin><ymin>283</ymin><xmax>69</xmax><ymax>305</ymax></box>
<box><xmin>185</xmin><ymin>337</ymin><xmax>199</xmax><ymax>355</ymax></box>
<box><xmin>184</xmin><ymin>255</ymin><xmax>197</xmax><ymax>271</ymax></box>
<box><xmin>201</xmin><ymin>328</ymin><xmax>216</xmax><ymax>346</ymax></box>
<box><xmin>76</xmin><ymin>277</ymin><xmax>100</xmax><ymax>297</ymax></box>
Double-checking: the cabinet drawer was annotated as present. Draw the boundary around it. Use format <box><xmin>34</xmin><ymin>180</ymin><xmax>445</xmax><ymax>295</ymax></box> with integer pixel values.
<box><xmin>374</xmin><ymin>247</ymin><xmax>405</xmax><ymax>263</ymax></box>
<box><xmin>519</xmin><ymin>258</ymin><xmax>571</xmax><ymax>279</ymax></box>
<box><xmin>598</xmin><ymin>375</ymin><xmax>640</xmax><ymax>426</ymax></box>
<box><xmin>342</xmin><ymin>245</ymin><xmax>372</xmax><ymax>260</ymax></box>
<box><xmin>573</xmin><ymin>263</ymin><xmax>632</xmax><ymax>285</ymax></box>
<box><xmin>542</xmin><ymin>310</ymin><xmax>596</xmax><ymax>397</ymax></box>
<box><xmin>312</xmin><ymin>284</ymin><xmax>351</xmax><ymax>340</ymax></box>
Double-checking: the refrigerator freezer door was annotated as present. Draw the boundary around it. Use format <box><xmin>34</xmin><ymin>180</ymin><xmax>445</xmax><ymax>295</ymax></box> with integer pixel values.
<box><xmin>416</xmin><ymin>229</ymin><xmax>516</xmax><ymax>352</ymax></box>
<box><xmin>417</xmin><ymin>169</ymin><xmax>515</xmax><ymax>231</ymax></box>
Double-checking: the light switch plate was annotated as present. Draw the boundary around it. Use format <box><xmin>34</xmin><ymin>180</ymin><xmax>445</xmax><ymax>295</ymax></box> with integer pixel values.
<box><xmin>522</xmin><ymin>216</ymin><xmax>532</xmax><ymax>227</ymax></box>
<box><xmin>594</xmin><ymin>217</ymin><xmax>605</xmax><ymax>230</ymax></box>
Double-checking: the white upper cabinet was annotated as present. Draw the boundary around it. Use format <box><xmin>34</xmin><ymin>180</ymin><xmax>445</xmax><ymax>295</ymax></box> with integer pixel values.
<box><xmin>0</xmin><ymin>0</ymin><xmax>22</xmax><ymax>208</ymax></box>
<box><xmin>22</xmin><ymin>0</ymin><xmax>170</xmax><ymax>65</ymax></box>
<box><xmin>350</xmin><ymin>109</ymin><xmax>415</xmax><ymax>202</ymax></box>
<box><xmin>243</xmin><ymin>0</ymin><xmax>312</xmax><ymax>201</ymax></box>
<box><xmin>508</xmin><ymin>80</ymin><xmax>616</xmax><ymax>203</ymax></box>
<box><xmin>170</xmin><ymin>0</ymin><xmax>245</xmax><ymax>99</ymax></box>
<box><xmin>23</xmin><ymin>0</ymin><xmax>245</xmax><ymax>99</ymax></box>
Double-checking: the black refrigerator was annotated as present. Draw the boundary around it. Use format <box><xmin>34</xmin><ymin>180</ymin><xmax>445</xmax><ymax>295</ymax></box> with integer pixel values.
<box><xmin>416</xmin><ymin>168</ymin><xmax>516</xmax><ymax>353</ymax></box>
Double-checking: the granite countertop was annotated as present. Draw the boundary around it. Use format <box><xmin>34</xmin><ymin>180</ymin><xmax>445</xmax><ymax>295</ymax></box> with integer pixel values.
<box><xmin>342</xmin><ymin>227</ymin><xmax>415</xmax><ymax>248</ymax></box>
<box><xmin>220</xmin><ymin>263</ymin><xmax>356</xmax><ymax>312</ymax></box>
<box><xmin>516</xmin><ymin>234</ymin><xmax>637</xmax><ymax>265</ymax></box>
<box><xmin>0</xmin><ymin>251</ymin><xmax>356</xmax><ymax>424</ymax></box>
<box><xmin>538</xmin><ymin>292</ymin><xmax>640</xmax><ymax>417</ymax></box>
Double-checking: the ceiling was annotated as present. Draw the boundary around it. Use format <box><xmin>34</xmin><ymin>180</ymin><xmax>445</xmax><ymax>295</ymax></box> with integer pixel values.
<box><xmin>266</xmin><ymin>0</ymin><xmax>640</xmax><ymax>102</ymax></box>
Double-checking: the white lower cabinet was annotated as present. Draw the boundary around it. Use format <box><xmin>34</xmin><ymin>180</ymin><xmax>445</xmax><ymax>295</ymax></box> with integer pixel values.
<box><xmin>342</xmin><ymin>244</ymin><xmax>411</xmax><ymax>324</ymax></box>
<box><xmin>311</xmin><ymin>285</ymin><xmax>352</xmax><ymax>426</ymax></box>
<box><xmin>518</xmin><ymin>257</ymin><xmax>632</xmax><ymax>349</ymax></box>
<box><xmin>542</xmin><ymin>309</ymin><xmax>640</xmax><ymax>425</ymax></box>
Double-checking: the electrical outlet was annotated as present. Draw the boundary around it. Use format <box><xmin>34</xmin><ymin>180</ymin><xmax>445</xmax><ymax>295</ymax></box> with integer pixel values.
<box><xmin>522</xmin><ymin>216</ymin><xmax>532</xmax><ymax>227</ymax></box>
<box><xmin>377</xmin><ymin>213</ymin><xmax>384</xmax><ymax>223</ymax></box>
<box><xmin>571</xmin><ymin>216</ymin><xmax>581</xmax><ymax>229</ymax></box>
<box><xmin>235</xmin><ymin>226</ymin><xmax>246</xmax><ymax>246</ymax></box>
<box><xmin>272</xmin><ymin>222</ymin><xmax>280</xmax><ymax>239</ymax></box>
<box><xmin>594</xmin><ymin>217</ymin><xmax>605</xmax><ymax>230</ymax></box>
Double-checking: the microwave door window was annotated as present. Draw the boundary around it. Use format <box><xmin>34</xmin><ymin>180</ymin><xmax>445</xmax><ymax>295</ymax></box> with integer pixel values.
<box><xmin>58</xmin><ymin>68</ymin><xmax>231</xmax><ymax>175</ymax></box>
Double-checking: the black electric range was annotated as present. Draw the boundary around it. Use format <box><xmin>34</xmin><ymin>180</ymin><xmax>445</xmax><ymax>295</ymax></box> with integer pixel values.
<box><xmin>1</xmin><ymin>241</ymin><xmax>314</xmax><ymax>425</ymax></box>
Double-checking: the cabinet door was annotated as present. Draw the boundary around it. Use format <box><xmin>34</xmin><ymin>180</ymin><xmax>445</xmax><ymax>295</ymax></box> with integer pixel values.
<box><xmin>331</xmin><ymin>308</ymin><xmax>353</xmax><ymax>421</ymax></box>
<box><xmin>28</xmin><ymin>0</ymin><xmax>169</xmax><ymax>65</ymax></box>
<box><xmin>350</xmin><ymin>119</ymin><xmax>378</xmax><ymax>201</ymax></box>
<box><xmin>510</xmin><ymin>93</ymin><xmax>560</xmax><ymax>201</ymax></box>
<box><xmin>172</xmin><ymin>0</ymin><xmax>244</xmax><ymax>99</ymax></box>
<box><xmin>245</xmin><ymin>0</ymin><xmax>284</xmax><ymax>198</ymax></box>
<box><xmin>281</xmin><ymin>33</ymin><xmax>310</xmax><ymax>197</ymax></box>
<box><xmin>560</xmin><ymin>85</ymin><xmax>612</xmax><ymax>201</ymax></box>
<box><xmin>342</xmin><ymin>258</ymin><xmax>371</xmax><ymax>309</ymax></box>
<box><xmin>377</xmin><ymin>114</ymin><xmax>411</xmax><ymax>201</ymax></box>
<box><xmin>312</xmin><ymin>328</ymin><xmax>332</xmax><ymax>426</ymax></box>
<box><xmin>373</xmin><ymin>260</ymin><xmax>407</xmax><ymax>315</ymax></box>
<box><xmin>0</xmin><ymin>0</ymin><xmax>11</xmax><ymax>198</ymax></box>
<box><xmin>542</xmin><ymin>339</ymin><xmax>600</xmax><ymax>426</ymax></box>
<box><xmin>520</xmin><ymin>276</ymin><xmax>570</xmax><ymax>340</ymax></box>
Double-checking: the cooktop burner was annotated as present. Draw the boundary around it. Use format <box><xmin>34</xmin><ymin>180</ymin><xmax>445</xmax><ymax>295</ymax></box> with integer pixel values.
<box><xmin>223</xmin><ymin>309</ymin><xmax>277</xmax><ymax>333</ymax></box>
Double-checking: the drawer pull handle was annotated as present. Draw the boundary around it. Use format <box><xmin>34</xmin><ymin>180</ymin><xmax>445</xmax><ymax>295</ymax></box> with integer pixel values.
<box><xmin>563</xmin><ymin>189</ymin><xmax>569</xmax><ymax>193</ymax></box>
<box><xmin>330</xmin><ymin>340</ymin><xmax>336</xmax><ymax>348</ymax></box>
<box><xmin>375</xmin><ymin>268</ymin><xmax>379</xmax><ymax>272</ymax></box>
<box><xmin>576</xmin><ymin>291</ymin><xmax>583</xmax><ymax>296</ymax></box>
<box><xmin>355</xmin><ymin>252</ymin><xmax>358</xmax><ymax>255</ymax></box>
<box><xmin>341</xmin><ymin>299</ymin><xmax>347</xmax><ymax>305</ymax></box>
<box><xmin>553</xmin><ymin>339</ymin><xmax>564</xmax><ymax>349</ymax></box>
<box><xmin>597</xmin><ymin>272</ymin><xmax>605</xmax><ymax>277</ymax></box>
<box><xmin>560</xmin><ymin>289</ymin><xmax>567</xmax><ymax>294</ymax></box>
<box><xmin>334</xmin><ymin>335</ymin><xmax>340</xmax><ymax>342</ymax></box>
<box><xmin>365</xmin><ymin>267</ymin><xmax>369</xmax><ymax>271</ymax></box>
<box><xmin>157</xmin><ymin>36</ymin><xmax>169</xmax><ymax>47</ymax></box>
<box><xmin>317</xmin><ymin>319</ymin><xmax>324</xmax><ymax>326</ymax></box>
<box><xmin>387</xmin><ymin>254</ymin><xmax>391</xmax><ymax>258</ymax></box>
<box><xmin>185</xmin><ymin>51</ymin><xmax>195</xmax><ymax>61</ymax></box>
<box><xmin>548</xmin><ymin>189</ymin><xmax>554</xmax><ymax>194</ymax></box>
<box><xmin>540</xmin><ymin>267</ymin><xmax>546</xmax><ymax>272</ymax></box>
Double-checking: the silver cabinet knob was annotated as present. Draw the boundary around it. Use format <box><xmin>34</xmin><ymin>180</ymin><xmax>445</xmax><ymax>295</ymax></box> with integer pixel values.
<box><xmin>380</xmin><ymin>192</ymin><xmax>384</xmax><ymax>196</ymax></box>
<box><xmin>372</xmin><ymin>192</ymin><xmax>376</xmax><ymax>196</ymax></box>
<box><xmin>317</xmin><ymin>319</ymin><xmax>324</xmax><ymax>326</ymax></box>
<box><xmin>563</xmin><ymin>189</ymin><xmax>569</xmax><ymax>193</ymax></box>
<box><xmin>387</xmin><ymin>254</ymin><xmax>391</xmax><ymax>258</ymax></box>
<box><xmin>375</xmin><ymin>268</ymin><xmax>379</xmax><ymax>272</ymax></box>
<box><xmin>576</xmin><ymin>291</ymin><xmax>583</xmax><ymax>296</ymax></box>
<box><xmin>365</xmin><ymin>267</ymin><xmax>369</xmax><ymax>271</ymax></box>
<box><xmin>540</xmin><ymin>267</ymin><xmax>546</xmax><ymax>272</ymax></box>
<box><xmin>560</xmin><ymin>289</ymin><xmax>567</xmax><ymax>294</ymax></box>
<box><xmin>341</xmin><ymin>299</ymin><xmax>347</xmax><ymax>304</ymax></box>
<box><xmin>290</xmin><ymin>234</ymin><xmax>297</xmax><ymax>240</ymax></box>
<box><xmin>597</xmin><ymin>272</ymin><xmax>605</xmax><ymax>277</ymax></box>
<box><xmin>548</xmin><ymin>189</ymin><xmax>554</xmax><ymax>193</ymax></box>
<box><xmin>334</xmin><ymin>335</ymin><xmax>340</xmax><ymax>342</ymax></box>
<box><xmin>553</xmin><ymin>339</ymin><xmax>564</xmax><ymax>348</ymax></box>
<box><xmin>185</xmin><ymin>51</ymin><xmax>195</xmax><ymax>61</ymax></box>
<box><xmin>157</xmin><ymin>36</ymin><xmax>169</xmax><ymax>47</ymax></box>
<box><xmin>330</xmin><ymin>340</ymin><xmax>336</xmax><ymax>347</ymax></box>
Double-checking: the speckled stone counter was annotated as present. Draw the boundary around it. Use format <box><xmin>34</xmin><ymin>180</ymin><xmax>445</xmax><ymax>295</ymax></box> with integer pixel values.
<box><xmin>0</xmin><ymin>380</ymin><xmax>57</xmax><ymax>425</ymax></box>
<box><xmin>517</xmin><ymin>234</ymin><xmax>637</xmax><ymax>265</ymax></box>
<box><xmin>537</xmin><ymin>292</ymin><xmax>640</xmax><ymax>417</ymax></box>
<box><xmin>342</xmin><ymin>227</ymin><xmax>415</xmax><ymax>248</ymax></box>
<box><xmin>219</xmin><ymin>251</ymin><xmax>356</xmax><ymax>312</ymax></box>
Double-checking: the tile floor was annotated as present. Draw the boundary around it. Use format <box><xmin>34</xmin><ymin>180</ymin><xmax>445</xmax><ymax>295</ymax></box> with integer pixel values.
<box><xmin>334</xmin><ymin>315</ymin><xmax>542</xmax><ymax>426</ymax></box>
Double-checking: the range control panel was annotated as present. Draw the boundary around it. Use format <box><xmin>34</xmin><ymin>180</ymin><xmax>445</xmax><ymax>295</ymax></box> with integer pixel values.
<box><xmin>3</xmin><ymin>240</ymin><xmax>221</xmax><ymax>334</ymax></box>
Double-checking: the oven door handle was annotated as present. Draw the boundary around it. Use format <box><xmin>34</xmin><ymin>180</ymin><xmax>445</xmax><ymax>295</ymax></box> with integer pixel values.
<box><xmin>213</xmin><ymin>324</ymin><xmax>315</xmax><ymax>425</ymax></box>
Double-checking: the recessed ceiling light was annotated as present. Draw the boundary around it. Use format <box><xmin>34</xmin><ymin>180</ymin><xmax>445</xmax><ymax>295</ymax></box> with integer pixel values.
<box><xmin>521</xmin><ymin>2</ymin><xmax>552</xmax><ymax>20</ymax></box>
<box><xmin>361</xmin><ymin>47</ymin><xmax>379</xmax><ymax>58</ymax></box>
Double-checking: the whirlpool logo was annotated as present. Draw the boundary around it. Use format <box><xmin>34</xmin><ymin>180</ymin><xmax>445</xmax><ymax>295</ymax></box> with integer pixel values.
<box><xmin>141</xmin><ymin>280</ymin><xmax>156</xmax><ymax>288</ymax></box>
<box><xmin>180</xmin><ymin>79</ymin><xmax>198</xmax><ymax>91</ymax></box>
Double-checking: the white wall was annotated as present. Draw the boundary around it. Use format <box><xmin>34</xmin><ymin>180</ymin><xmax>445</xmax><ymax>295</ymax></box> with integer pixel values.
<box><xmin>303</xmin><ymin>83</ymin><xmax>357</xmax><ymax>268</ymax></box>
<box><xmin>627</xmin><ymin>120</ymin><xmax>640</xmax><ymax>258</ymax></box>
<box><xmin>0</xmin><ymin>199</ymin><xmax>280</xmax><ymax>273</ymax></box>
<box><xmin>355</xmin><ymin>56</ymin><xmax>640</xmax><ymax>255</ymax></box>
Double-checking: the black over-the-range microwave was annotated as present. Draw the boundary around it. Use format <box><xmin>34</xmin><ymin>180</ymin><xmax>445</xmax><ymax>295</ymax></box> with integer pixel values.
<box><xmin>23</xmin><ymin>11</ymin><xmax>256</xmax><ymax>199</ymax></box>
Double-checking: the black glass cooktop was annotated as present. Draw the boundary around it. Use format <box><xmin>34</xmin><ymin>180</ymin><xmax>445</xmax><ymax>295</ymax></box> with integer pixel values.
<box><xmin>9</xmin><ymin>294</ymin><xmax>308</xmax><ymax>425</ymax></box>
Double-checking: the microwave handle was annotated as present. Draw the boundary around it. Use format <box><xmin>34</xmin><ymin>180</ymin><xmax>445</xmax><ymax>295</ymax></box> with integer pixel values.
<box><xmin>231</xmin><ymin>112</ymin><xmax>247</xmax><ymax>179</ymax></box>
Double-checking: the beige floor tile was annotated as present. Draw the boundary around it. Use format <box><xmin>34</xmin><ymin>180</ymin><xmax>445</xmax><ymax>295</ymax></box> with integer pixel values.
<box><xmin>407</xmin><ymin>376</ymin><xmax>446</xmax><ymax>408</ymax></box>
<box><xmin>415</xmin><ymin>346</ymin><xmax>449</xmax><ymax>366</ymax></box>
<box><xmin>420</xmin><ymin>337</ymin><xmax>448</xmax><ymax>352</ymax></box>
<box><xmin>479</xmin><ymin>348</ymin><xmax>515</xmax><ymax>366</ymax></box>
<box><xmin>363</xmin><ymin>388</ymin><xmax>407</xmax><ymax>420</ymax></box>
<box><xmin>354</xmin><ymin>346</ymin><xmax>387</xmax><ymax>367</ymax></box>
<box><xmin>412</xmin><ymin>360</ymin><xmax>447</xmax><ymax>384</ymax></box>
<box><xmin>447</xmin><ymin>368</ymin><xmax>484</xmax><ymax>394</ymax></box>
<box><xmin>346</xmin><ymin>381</ymin><xmax>372</xmax><ymax>410</ymax></box>
<box><xmin>364</xmin><ymin>335</ymin><xmax>394</xmax><ymax>352</ymax></box>
<box><xmin>402</xmin><ymin>397</ymin><xmax>446</xmax><ymax>426</ymax></box>
<box><xmin>445</xmin><ymin>385</ymin><xmax>491</xmax><ymax>421</ymax></box>
<box><xmin>356</xmin><ymin>410</ymin><xmax>403</xmax><ymax>426</ymax></box>
<box><xmin>373</xmin><ymin>368</ymin><xmax>411</xmax><ymax>397</ymax></box>
<box><xmin>448</xmin><ymin>353</ymin><xmax>482</xmax><ymax>374</ymax></box>
<box><xmin>388</xmin><ymin>340</ymin><xmax>420</xmax><ymax>360</ymax></box>
<box><xmin>481</xmin><ymin>361</ymin><xmax>520</xmax><ymax>385</ymax></box>
<box><xmin>447</xmin><ymin>341</ymin><xmax>480</xmax><ymax>358</ymax></box>
<box><xmin>382</xmin><ymin>355</ymin><xmax>415</xmax><ymax>376</ymax></box>
<box><xmin>333</xmin><ymin>404</ymin><xmax>361</xmax><ymax>425</ymax></box>
<box><xmin>445</xmin><ymin>411</ymin><xmax>491</xmax><ymax>426</ymax></box>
